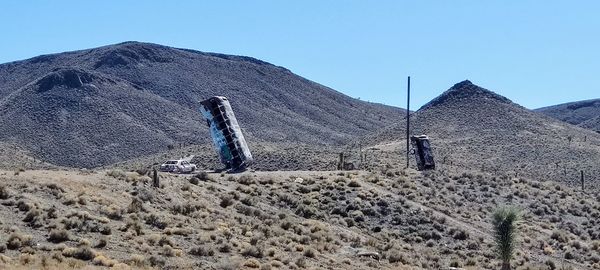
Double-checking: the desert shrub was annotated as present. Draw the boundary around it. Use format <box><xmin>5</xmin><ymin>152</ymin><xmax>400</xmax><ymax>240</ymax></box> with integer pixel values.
<box><xmin>145</xmin><ymin>213</ymin><xmax>168</xmax><ymax>229</ymax></box>
<box><xmin>280</xmin><ymin>220</ymin><xmax>293</xmax><ymax>231</ymax></box>
<box><xmin>95</xmin><ymin>237</ymin><xmax>108</xmax><ymax>249</ymax></box>
<box><xmin>238</xmin><ymin>175</ymin><xmax>255</xmax><ymax>185</ymax></box>
<box><xmin>171</xmin><ymin>202</ymin><xmax>201</xmax><ymax>216</ymax></box>
<box><xmin>148</xmin><ymin>255</ymin><xmax>166</xmax><ymax>267</ymax></box>
<box><xmin>564</xmin><ymin>250</ymin><xmax>574</xmax><ymax>259</ymax></box>
<box><xmin>63</xmin><ymin>246</ymin><xmax>96</xmax><ymax>260</ymax></box>
<box><xmin>189</xmin><ymin>246</ymin><xmax>215</xmax><ymax>257</ymax></box>
<box><xmin>241</xmin><ymin>246</ymin><xmax>264</xmax><ymax>258</ymax></box>
<box><xmin>492</xmin><ymin>207</ymin><xmax>519</xmax><ymax>270</ymax></box>
<box><xmin>189</xmin><ymin>177</ymin><xmax>199</xmax><ymax>185</ymax></box>
<box><xmin>92</xmin><ymin>254</ymin><xmax>117</xmax><ymax>267</ymax></box>
<box><xmin>219</xmin><ymin>244</ymin><xmax>231</xmax><ymax>253</ymax></box>
<box><xmin>16</xmin><ymin>200</ymin><xmax>33</xmax><ymax>212</ymax></box>
<box><xmin>6</xmin><ymin>232</ymin><xmax>33</xmax><ymax>250</ymax></box>
<box><xmin>195</xmin><ymin>172</ymin><xmax>211</xmax><ymax>181</ymax></box>
<box><xmin>303</xmin><ymin>248</ymin><xmax>316</xmax><ymax>258</ymax></box>
<box><xmin>295</xmin><ymin>205</ymin><xmax>316</xmax><ymax>219</ymax></box>
<box><xmin>100</xmin><ymin>225</ymin><xmax>112</xmax><ymax>235</ymax></box>
<box><xmin>220</xmin><ymin>195</ymin><xmax>235</xmax><ymax>208</ymax></box>
<box><xmin>127</xmin><ymin>197</ymin><xmax>144</xmax><ymax>213</ymax></box>
<box><xmin>164</xmin><ymin>227</ymin><xmax>192</xmax><ymax>236</ymax></box>
<box><xmin>545</xmin><ymin>260</ymin><xmax>557</xmax><ymax>270</ymax></box>
<box><xmin>46</xmin><ymin>207</ymin><xmax>58</xmax><ymax>219</ymax></box>
<box><xmin>297</xmin><ymin>185</ymin><xmax>311</xmax><ymax>194</ymax></box>
<box><xmin>161</xmin><ymin>245</ymin><xmax>182</xmax><ymax>257</ymax></box>
<box><xmin>136</xmin><ymin>188</ymin><xmax>154</xmax><ymax>202</ymax></box>
<box><xmin>258</xmin><ymin>177</ymin><xmax>275</xmax><ymax>185</ymax></box>
<box><xmin>387</xmin><ymin>249</ymin><xmax>407</xmax><ymax>263</ymax></box>
<box><xmin>23</xmin><ymin>208</ymin><xmax>43</xmax><ymax>228</ymax></box>
<box><xmin>295</xmin><ymin>257</ymin><xmax>307</xmax><ymax>268</ymax></box>
<box><xmin>157</xmin><ymin>236</ymin><xmax>174</xmax><ymax>247</ymax></box>
<box><xmin>240</xmin><ymin>196</ymin><xmax>256</xmax><ymax>206</ymax></box>
<box><xmin>243</xmin><ymin>259</ymin><xmax>261</xmax><ymax>268</ymax></box>
<box><xmin>135</xmin><ymin>168</ymin><xmax>149</xmax><ymax>176</ymax></box>
<box><xmin>0</xmin><ymin>185</ymin><xmax>10</xmax><ymax>199</ymax></box>
<box><xmin>452</xmin><ymin>229</ymin><xmax>469</xmax><ymax>240</ymax></box>
<box><xmin>123</xmin><ymin>217</ymin><xmax>144</xmax><ymax>236</ymax></box>
<box><xmin>62</xmin><ymin>195</ymin><xmax>78</xmax><ymax>205</ymax></box>
<box><xmin>48</xmin><ymin>229</ymin><xmax>70</xmax><ymax>243</ymax></box>
<box><xmin>348</xmin><ymin>180</ymin><xmax>361</xmax><ymax>187</ymax></box>
<box><xmin>106</xmin><ymin>170</ymin><xmax>127</xmax><ymax>180</ymax></box>
<box><xmin>278</xmin><ymin>194</ymin><xmax>298</xmax><ymax>207</ymax></box>
<box><xmin>129</xmin><ymin>254</ymin><xmax>147</xmax><ymax>267</ymax></box>
<box><xmin>551</xmin><ymin>230</ymin><xmax>569</xmax><ymax>243</ymax></box>
<box><xmin>330</xmin><ymin>207</ymin><xmax>347</xmax><ymax>217</ymax></box>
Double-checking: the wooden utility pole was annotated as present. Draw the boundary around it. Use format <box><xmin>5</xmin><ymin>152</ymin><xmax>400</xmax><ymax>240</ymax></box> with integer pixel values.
<box><xmin>359</xmin><ymin>143</ymin><xmax>363</xmax><ymax>169</ymax></box>
<box><xmin>406</xmin><ymin>76</ymin><xmax>411</xmax><ymax>169</ymax></box>
<box><xmin>581</xmin><ymin>170</ymin><xmax>585</xmax><ymax>192</ymax></box>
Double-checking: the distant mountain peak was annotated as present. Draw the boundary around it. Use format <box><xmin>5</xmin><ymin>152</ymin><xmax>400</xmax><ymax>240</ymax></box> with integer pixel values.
<box><xmin>93</xmin><ymin>42</ymin><xmax>172</xmax><ymax>68</ymax></box>
<box><xmin>451</xmin><ymin>79</ymin><xmax>474</xmax><ymax>89</ymax></box>
<box><xmin>419</xmin><ymin>80</ymin><xmax>512</xmax><ymax>110</ymax></box>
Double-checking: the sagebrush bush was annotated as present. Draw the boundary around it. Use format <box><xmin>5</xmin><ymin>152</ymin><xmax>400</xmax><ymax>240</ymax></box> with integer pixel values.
<box><xmin>6</xmin><ymin>232</ymin><xmax>33</xmax><ymax>250</ymax></box>
<box><xmin>195</xmin><ymin>172</ymin><xmax>211</xmax><ymax>181</ymax></box>
<box><xmin>92</xmin><ymin>254</ymin><xmax>117</xmax><ymax>267</ymax></box>
<box><xmin>63</xmin><ymin>246</ymin><xmax>96</xmax><ymax>260</ymax></box>
<box><xmin>241</xmin><ymin>246</ymin><xmax>264</xmax><ymax>258</ymax></box>
<box><xmin>189</xmin><ymin>246</ymin><xmax>215</xmax><ymax>257</ymax></box>
<box><xmin>0</xmin><ymin>185</ymin><xmax>10</xmax><ymax>199</ymax></box>
<box><xmin>238</xmin><ymin>175</ymin><xmax>255</xmax><ymax>185</ymax></box>
<box><xmin>48</xmin><ymin>229</ymin><xmax>70</xmax><ymax>243</ymax></box>
<box><xmin>220</xmin><ymin>195</ymin><xmax>235</xmax><ymax>208</ymax></box>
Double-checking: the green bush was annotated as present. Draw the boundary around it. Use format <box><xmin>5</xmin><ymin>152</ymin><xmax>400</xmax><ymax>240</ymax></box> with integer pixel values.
<box><xmin>492</xmin><ymin>206</ymin><xmax>520</xmax><ymax>270</ymax></box>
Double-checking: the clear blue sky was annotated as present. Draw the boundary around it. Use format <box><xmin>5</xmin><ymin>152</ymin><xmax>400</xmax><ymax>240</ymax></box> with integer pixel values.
<box><xmin>1</xmin><ymin>1</ymin><xmax>599</xmax><ymax>109</ymax></box>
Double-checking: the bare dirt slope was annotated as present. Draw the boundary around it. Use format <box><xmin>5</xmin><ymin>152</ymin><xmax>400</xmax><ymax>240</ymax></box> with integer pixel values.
<box><xmin>0</xmin><ymin>42</ymin><xmax>403</xmax><ymax>168</ymax></box>
<box><xmin>0</xmin><ymin>164</ymin><xmax>598</xmax><ymax>270</ymax></box>
<box><xmin>536</xmin><ymin>99</ymin><xmax>600</xmax><ymax>133</ymax></box>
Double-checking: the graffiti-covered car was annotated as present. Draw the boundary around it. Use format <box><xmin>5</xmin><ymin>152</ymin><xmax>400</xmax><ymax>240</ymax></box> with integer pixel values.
<box><xmin>159</xmin><ymin>160</ymin><xmax>197</xmax><ymax>173</ymax></box>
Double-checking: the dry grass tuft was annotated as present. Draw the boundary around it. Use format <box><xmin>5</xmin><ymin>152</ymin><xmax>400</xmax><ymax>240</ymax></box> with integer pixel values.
<box><xmin>48</xmin><ymin>229</ymin><xmax>70</xmax><ymax>243</ymax></box>
<box><xmin>6</xmin><ymin>231</ymin><xmax>33</xmax><ymax>250</ymax></box>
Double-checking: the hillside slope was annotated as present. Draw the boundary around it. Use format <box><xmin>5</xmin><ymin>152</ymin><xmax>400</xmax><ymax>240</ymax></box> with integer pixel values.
<box><xmin>368</xmin><ymin>80</ymin><xmax>600</xmax><ymax>189</ymax></box>
<box><xmin>0</xmin><ymin>168</ymin><xmax>597</xmax><ymax>269</ymax></box>
<box><xmin>0</xmin><ymin>42</ymin><xmax>403</xmax><ymax>168</ymax></box>
<box><xmin>536</xmin><ymin>98</ymin><xmax>600</xmax><ymax>132</ymax></box>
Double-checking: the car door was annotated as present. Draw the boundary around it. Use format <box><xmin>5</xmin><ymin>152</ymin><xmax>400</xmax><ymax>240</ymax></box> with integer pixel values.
<box><xmin>181</xmin><ymin>161</ymin><xmax>190</xmax><ymax>172</ymax></box>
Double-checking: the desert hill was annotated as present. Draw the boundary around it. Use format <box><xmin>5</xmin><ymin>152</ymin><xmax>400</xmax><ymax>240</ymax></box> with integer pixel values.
<box><xmin>0</xmin><ymin>42</ymin><xmax>403</xmax><ymax>168</ymax></box>
<box><xmin>367</xmin><ymin>80</ymin><xmax>600</xmax><ymax>190</ymax></box>
<box><xmin>0</xmin><ymin>166</ymin><xmax>598</xmax><ymax>269</ymax></box>
<box><xmin>536</xmin><ymin>98</ymin><xmax>600</xmax><ymax>132</ymax></box>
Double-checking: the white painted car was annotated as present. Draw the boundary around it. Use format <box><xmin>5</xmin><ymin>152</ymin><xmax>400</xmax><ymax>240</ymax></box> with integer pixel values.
<box><xmin>159</xmin><ymin>160</ymin><xmax>197</xmax><ymax>173</ymax></box>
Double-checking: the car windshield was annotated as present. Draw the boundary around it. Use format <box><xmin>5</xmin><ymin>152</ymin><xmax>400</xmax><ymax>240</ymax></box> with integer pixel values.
<box><xmin>165</xmin><ymin>161</ymin><xmax>178</xmax><ymax>164</ymax></box>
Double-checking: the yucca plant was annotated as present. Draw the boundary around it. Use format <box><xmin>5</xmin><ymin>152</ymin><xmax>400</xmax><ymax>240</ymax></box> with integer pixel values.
<box><xmin>492</xmin><ymin>207</ymin><xmax>520</xmax><ymax>270</ymax></box>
